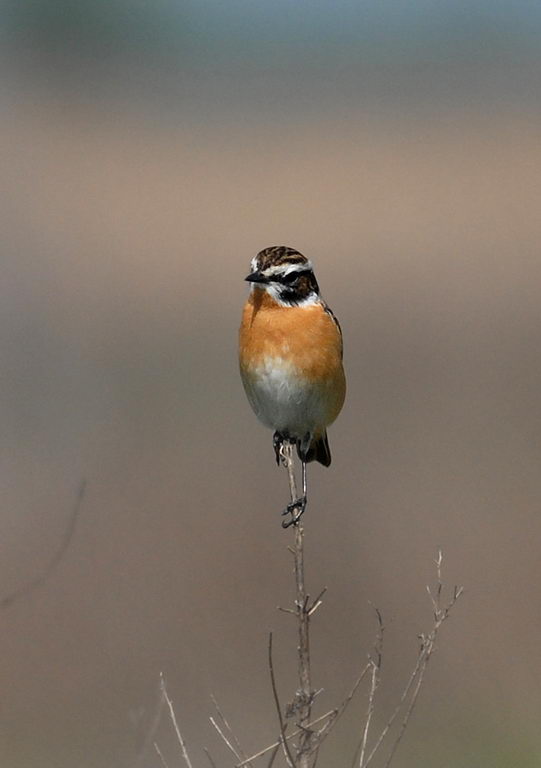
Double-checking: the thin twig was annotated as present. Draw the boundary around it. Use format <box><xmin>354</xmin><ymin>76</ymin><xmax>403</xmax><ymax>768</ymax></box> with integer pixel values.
<box><xmin>154</xmin><ymin>742</ymin><xmax>170</xmax><ymax>768</ymax></box>
<box><xmin>351</xmin><ymin>606</ymin><xmax>384</xmax><ymax>768</ymax></box>
<box><xmin>356</xmin><ymin>662</ymin><xmax>378</xmax><ymax>768</ymax></box>
<box><xmin>268</xmin><ymin>633</ymin><xmax>296</xmax><ymax>768</ymax></box>
<box><xmin>316</xmin><ymin>663</ymin><xmax>371</xmax><ymax>745</ymax></box>
<box><xmin>204</xmin><ymin>747</ymin><xmax>219</xmax><ymax>768</ymax></box>
<box><xmin>361</xmin><ymin>553</ymin><xmax>463</xmax><ymax>768</ymax></box>
<box><xmin>381</xmin><ymin>558</ymin><xmax>462</xmax><ymax>768</ymax></box>
<box><xmin>1</xmin><ymin>479</ymin><xmax>86</xmax><ymax>609</ymax></box>
<box><xmin>265</xmin><ymin>744</ymin><xmax>280</xmax><ymax>768</ymax></box>
<box><xmin>211</xmin><ymin>694</ymin><xmax>253</xmax><ymax>768</ymax></box>
<box><xmin>237</xmin><ymin>709</ymin><xmax>342</xmax><ymax>766</ymax></box>
<box><xmin>160</xmin><ymin>673</ymin><xmax>195</xmax><ymax>768</ymax></box>
<box><xmin>210</xmin><ymin>717</ymin><xmax>243</xmax><ymax>762</ymax></box>
<box><xmin>134</xmin><ymin>676</ymin><xmax>166</xmax><ymax>767</ymax></box>
<box><xmin>361</xmin><ymin>641</ymin><xmax>424</xmax><ymax>768</ymax></box>
<box><xmin>382</xmin><ymin>652</ymin><xmax>430</xmax><ymax>768</ymax></box>
<box><xmin>308</xmin><ymin>587</ymin><xmax>328</xmax><ymax>617</ymax></box>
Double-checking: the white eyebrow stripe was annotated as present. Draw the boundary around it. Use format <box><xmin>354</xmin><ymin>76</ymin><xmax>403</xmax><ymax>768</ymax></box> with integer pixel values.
<box><xmin>262</xmin><ymin>261</ymin><xmax>313</xmax><ymax>278</ymax></box>
<box><xmin>284</xmin><ymin>261</ymin><xmax>313</xmax><ymax>275</ymax></box>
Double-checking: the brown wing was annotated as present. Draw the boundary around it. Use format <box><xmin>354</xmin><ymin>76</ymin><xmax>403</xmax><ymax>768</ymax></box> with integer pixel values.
<box><xmin>323</xmin><ymin>302</ymin><xmax>343</xmax><ymax>360</ymax></box>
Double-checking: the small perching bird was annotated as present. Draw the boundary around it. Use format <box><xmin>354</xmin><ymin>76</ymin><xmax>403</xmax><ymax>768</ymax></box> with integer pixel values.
<box><xmin>239</xmin><ymin>246</ymin><xmax>346</xmax><ymax>527</ymax></box>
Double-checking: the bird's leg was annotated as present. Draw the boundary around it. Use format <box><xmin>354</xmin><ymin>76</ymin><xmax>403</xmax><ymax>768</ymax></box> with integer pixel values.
<box><xmin>282</xmin><ymin>459</ymin><xmax>308</xmax><ymax>528</ymax></box>
<box><xmin>273</xmin><ymin>431</ymin><xmax>285</xmax><ymax>466</ymax></box>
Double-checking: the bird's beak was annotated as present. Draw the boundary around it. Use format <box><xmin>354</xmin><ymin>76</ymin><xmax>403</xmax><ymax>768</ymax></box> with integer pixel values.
<box><xmin>245</xmin><ymin>271</ymin><xmax>269</xmax><ymax>284</ymax></box>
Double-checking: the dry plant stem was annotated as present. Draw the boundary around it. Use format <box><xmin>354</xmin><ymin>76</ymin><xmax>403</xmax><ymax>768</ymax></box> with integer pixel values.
<box><xmin>1</xmin><ymin>479</ymin><xmax>86</xmax><ymax>609</ymax></box>
<box><xmin>204</xmin><ymin>747</ymin><xmax>219</xmax><ymax>768</ymax></box>
<box><xmin>159</xmin><ymin>673</ymin><xmax>195</xmax><ymax>768</ymax></box>
<box><xmin>210</xmin><ymin>694</ymin><xmax>254</xmax><ymax>768</ymax></box>
<box><xmin>210</xmin><ymin>717</ymin><xmax>243</xmax><ymax>762</ymax></box>
<box><xmin>315</xmin><ymin>663</ymin><xmax>371</xmax><ymax>745</ymax></box>
<box><xmin>353</xmin><ymin>607</ymin><xmax>384</xmax><ymax>768</ymax></box>
<box><xmin>236</xmin><ymin>702</ymin><xmax>365</xmax><ymax>767</ymax></box>
<box><xmin>135</xmin><ymin>677</ymin><xmax>166</xmax><ymax>767</ymax></box>
<box><xmin>280</xmin><ymin>442</ymin><xmax>314</xmax><ymax>767</ymax></box>
<box><xmin>360</xmin><ymin>652</ymin><xmax>422</xmax><ymax>768</ymax></box>
<box><xmin>357</xmin><ymin>663</ymin><xmax>379</xmax><ymax>768</ymax></box>
<box><xmin>266</xmin><ymin>745</ymin><xmax>280</xmax><ymax>767</ymax></box>
<box><xmin>269</xmin><ymin>633</ymin><xmax>296</xmax><ymax>768</ymax></box>
<box><xmin>381</xmin><ymin>558</ymin><xmax>463</xmax><ymax>768</ymax></box>
<box><xmin>361</xmin><ymin>552</ymin><xmax>463</xmax><ymax>768</ymax></box>
<box><xmin>154</xmin><ymin>742</ymin><xmax>170</xmax><ymax>768</ymax></box>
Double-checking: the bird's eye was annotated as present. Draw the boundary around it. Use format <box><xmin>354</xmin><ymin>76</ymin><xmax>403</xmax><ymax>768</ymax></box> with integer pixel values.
<box><xmin>280</xmin><ymin>272</ymin><xmax>299</xmax><ymax>284</ymax></box>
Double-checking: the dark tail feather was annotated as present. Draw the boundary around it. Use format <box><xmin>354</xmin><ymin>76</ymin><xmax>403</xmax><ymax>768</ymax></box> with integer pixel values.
<box><xmin>297</xmin><ymin>432</ymin><xmax>332</xmax><ymax>467</ymax></box>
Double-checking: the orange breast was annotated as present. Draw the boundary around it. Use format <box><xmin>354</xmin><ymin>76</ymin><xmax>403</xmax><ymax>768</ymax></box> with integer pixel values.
<box><xmin>239</xmin><ymin>289</ymin><xmax>346</xmax><ymax>425</ymax></box>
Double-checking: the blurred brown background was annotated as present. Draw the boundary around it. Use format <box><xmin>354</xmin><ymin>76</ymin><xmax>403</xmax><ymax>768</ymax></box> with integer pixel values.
<box><xmin>1</xmin><ymin>2</ymin><xmax>541</xmax><ymax>766</ymax></box>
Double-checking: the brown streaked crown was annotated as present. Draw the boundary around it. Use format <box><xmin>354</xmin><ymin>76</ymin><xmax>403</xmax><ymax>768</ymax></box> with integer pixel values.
<box><xmin>253</xmin><ymin>246</ymin><xmax>308</xmax><ymax>272</ymax></box>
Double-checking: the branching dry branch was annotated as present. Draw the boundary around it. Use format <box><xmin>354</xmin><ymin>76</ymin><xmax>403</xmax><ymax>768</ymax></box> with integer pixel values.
<box><xmin>236</xmin><ymin>708</ymin><xmax>349</xmax><ymax>766</ymax></box>
<box><xmin>360</xmin><ymin>551</ymin><xmax>463</xmax><ymax>768</ymax></box>
<box><xmin>159</xmin><ymin>442</ymin><xmax>462</xmax><ymax>768</ymax></box>
<box><xmin>381</xmin><ymin>553</ymin><xmax>462</xmax><ymax>768</ymax></box>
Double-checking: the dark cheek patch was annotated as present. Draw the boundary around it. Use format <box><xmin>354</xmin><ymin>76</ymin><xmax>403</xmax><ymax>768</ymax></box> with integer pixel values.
<box><xmin>278</xmin><ymin>288</ymin><xmax>298</xmax><ymax>304</ymax></box>
<box><xmin>278</xmin><ymin>274</ymin><xmax>318</xmax><ymax>305</ymax></box>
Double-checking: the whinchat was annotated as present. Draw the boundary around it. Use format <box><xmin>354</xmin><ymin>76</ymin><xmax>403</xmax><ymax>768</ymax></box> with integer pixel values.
<box><xmin>239</xmin><ymin>246</ymin><xmax>346</xmax><ymax>526</ymax></box>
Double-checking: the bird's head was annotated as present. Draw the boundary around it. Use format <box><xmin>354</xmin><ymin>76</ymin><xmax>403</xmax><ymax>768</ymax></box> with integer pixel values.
<box><xmin>245</xmin><ymin>246</ymin><xmax>320</xmax><ymax>306</ymax></box>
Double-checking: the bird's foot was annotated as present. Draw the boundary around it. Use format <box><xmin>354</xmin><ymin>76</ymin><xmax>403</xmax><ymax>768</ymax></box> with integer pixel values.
<box><xmin>281</xmin><ymin>496</ymin><xmax>307</xmax><ymax>528</ymax></box>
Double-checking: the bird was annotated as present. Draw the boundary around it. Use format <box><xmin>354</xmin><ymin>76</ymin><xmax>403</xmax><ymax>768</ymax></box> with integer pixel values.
<box><xmin>239</xmin><ymin>246</ymin><xmax>346</xmax><ymax>527</ymax></box>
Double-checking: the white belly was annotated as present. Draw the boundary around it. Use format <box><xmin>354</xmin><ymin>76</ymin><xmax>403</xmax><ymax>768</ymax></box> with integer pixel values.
<box><xmin>241</xmin><ymin>356</ymin><xmax>328</xmax><ymax>438</ymax></box>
